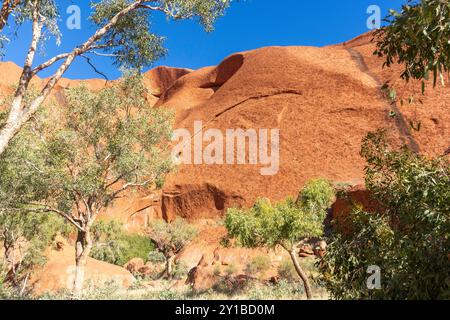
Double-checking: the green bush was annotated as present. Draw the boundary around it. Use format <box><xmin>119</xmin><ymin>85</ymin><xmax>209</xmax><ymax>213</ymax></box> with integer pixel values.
<box><xmin>318</xmin><ymin>130</ymin><xmax>450</xmax><ymax>300</ymax></box>
<box><xmin>246</xmin><ymin>256</ymin><xmax>271</xmax><ymax>277</ymax></box>
<box><xmin>90</xmin><ymin>220</ymin><xmax>154</xmax><ymax>266</ymax></box>
<box><xmin>120</xmin><ymin>234</ymin><xmax>155</xmax><ymax>265</ymax></box>
<box><xmin>225</xmin><ymin>179</ymin><xmax>334</xmax><ymax>299</ymax></box>
<box><xmin>277</xmin><ymin>259</ymin><xmax>298</xmax><ymax>282</ymax></box>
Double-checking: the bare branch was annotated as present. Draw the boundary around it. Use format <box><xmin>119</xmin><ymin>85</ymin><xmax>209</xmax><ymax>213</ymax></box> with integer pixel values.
<box><xmin>139</xmin><ymin>2</ymin><xmax>184</xmax><ymax>19</ymax></box>
<box><xmin>80</xmin><ymin>54</ymin><xmax>109</xmax><ymax>81</ymax></box>
<box><xmin>30</xmin><ymin>45</ymin><xmax>110</xmax><ymax>76</ymax></box>
<box><xmin>91</xmin><ymin>51</ymin><xmax>123</xmax><ymax>58</ymax></box>
<box><xmin>109</xmin><ymin>178</ymin><xmax>153</xmax><ymax>201</ymax></box>
<box><xmin>24</xmin><ymin>204</ymin><xmax>85</xmax><ymax>232</ymax></box>
<box><xmin>30</xmin><ymin>52</ymin><xmax>72</xmax><ymax>76</ymax></box>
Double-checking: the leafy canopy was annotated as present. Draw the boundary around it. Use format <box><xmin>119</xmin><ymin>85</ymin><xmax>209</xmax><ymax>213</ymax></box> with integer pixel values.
<box><xmin>0</xmin><ymin>0</ymin><xmax>60</xmax><ymax>54</ymax></box>
<box><xmin>0</xmin><ymin>72</ymin><xmax>173</xmax><ymax>222</ymax></box>
<box><xmin>91</xmin><ymin>0</ymin><xmax>232</xmax><ymax>68</ymax></box>
<box><xmin>1</xmin><ymin>0</ymin><xmax>233</xmax><ymax>67</ymax></box>
<box><xmin>225</xmin><ymin>179</ymin><xmax>335</xmax><ymax>250</ymax></box>
<box><xmin>319</xmin><ymin>130</ymin><xmax>450</xmax><ymax>299</ymax></box>
<box><xmin>148</xmin><ymin>218</ymin><xmax>197</xmax><ymax>258</ymax></box>
<box><xmin>375</xmin><ymin>0</ymin><xmax>450</xmax><ymax>90</ymax></box>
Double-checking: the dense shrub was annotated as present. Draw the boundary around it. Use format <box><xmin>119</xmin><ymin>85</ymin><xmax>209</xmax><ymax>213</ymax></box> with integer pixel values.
<box><xmin>318</xmin><ymin>130</ymin><xmax>450</xmax><ymax>300</ymax></box>
<box><xmin>90</xmin><ymin>220</ymin><xmax>154</xmax><ymax>266</ymax></box>
<box><xmin>246</xmin><ymin>256</ymin><xmax>271</xmax><ymax>277</ymax></box>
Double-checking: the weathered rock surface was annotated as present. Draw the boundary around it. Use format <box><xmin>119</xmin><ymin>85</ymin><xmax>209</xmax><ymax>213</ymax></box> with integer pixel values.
<box><xmin>30</xmin><ymin>237</ymin><xmax>135</xmax><ymax>296</ymax></box>
<box><xmin>1</xmin><ymin>32</ymin><xmax>448</xmax><ymax>224</ymax></box>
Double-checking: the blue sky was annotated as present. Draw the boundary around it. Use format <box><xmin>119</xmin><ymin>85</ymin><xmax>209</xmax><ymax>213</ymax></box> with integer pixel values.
<box><xmin>3</xmin><ymin>0</ymin><xmax>404</xmax><ymax>79</ymax></box>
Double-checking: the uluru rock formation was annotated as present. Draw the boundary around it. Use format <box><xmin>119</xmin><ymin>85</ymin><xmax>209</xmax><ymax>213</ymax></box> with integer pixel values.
<box><xmin>1</xmin><ymin>32</ymin><xmax>448</xmax><ymax>223</ymax></box>
<box><xmin>159</xmin><ymin>32</ymin><xmax>449</xmax><ymax>220</ymax></box>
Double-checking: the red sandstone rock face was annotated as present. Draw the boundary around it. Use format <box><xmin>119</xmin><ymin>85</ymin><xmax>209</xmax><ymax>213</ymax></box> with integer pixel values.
<box><xmin>1</xmin><ymin>32</ymin><xmax>448</xmax><ymax>223</ymax></box>
<box><xmin>160</xmin><ymin>33</ymin><xmax>449</xmax><ymax>220</ymax></box>
<box><xmin>161</xmin><ymin>183</ymin><xmax>245</xmax><ymax>221</ymax></box>
<box><xmin>29</xmin><ymin>237</ymin><xmax>135</xmax><ymax>296</ymax></box>
<box><xmin>144</xmin><ymin>66</ymin><xmax>192</xmax><ymax>98</ymax></box>
<box><xmin>330</xmin><ymin>185</ymin><xmax>381</xmax><ymax>234</ymax></box>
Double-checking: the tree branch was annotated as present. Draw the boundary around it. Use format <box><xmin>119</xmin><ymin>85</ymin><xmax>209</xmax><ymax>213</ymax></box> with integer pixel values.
<box><xmin>0</xmin><ymin>0</ymin><xmax>20</xmax><ymax>31</ymax></box>
<box><xmin>80</xmin><ymin>54</ymin><xmax>109</xmax><ymax>81</ymax></box>
<box><xmin>30</xmin><ymin>52</ymin><xmax>72</xmax><ymax>76</ymax></box>
<box><xmin>24</xmin><ymin>204</ymin><xmax>85</xmax><ymax>232</ymax></box>
<box><xmin>109</xmin><ymin>178</ymin><xmax>153</xmax><ymax>201</ymax></box>
<box><xmin>0</xmin><ymin>1</ymin><xmax>147</xmax><ymax>156</ymax></box>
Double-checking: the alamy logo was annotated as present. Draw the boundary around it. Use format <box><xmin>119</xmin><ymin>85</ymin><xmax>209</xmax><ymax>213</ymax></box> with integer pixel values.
<box><xmin>66</xmin><ymin>5</ymin><xmax>81</xmax><ymax>30</ymax></box>
<box><xmin>366</xmin><ymin>265</ymin><xmax>382</xmax><ymax>290</ymax></box>
<box><xmin>367</xmin><ymin>5</ymin><xmax>381</xmax><ymax>30</ymax></box>
<box><xmin>171</xmin><ymin>121</ymin><xmax>280</xmax><ymax>176</ymax></box>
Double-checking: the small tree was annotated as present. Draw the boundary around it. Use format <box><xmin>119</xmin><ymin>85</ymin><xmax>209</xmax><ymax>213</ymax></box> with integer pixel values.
<box><xmin>225</xmin><ymin>179</ymin><xmax>334</xmax><ymax>300</ymax></box>
<box><xmin>0</xmin><ymin>73</ymin><xmax>173</xmax><ymax>295</ymax></box>
<box><xmin>147</xmin><ymin>218</ymin><xmax>197</xmax><ymax>279</ymax></box>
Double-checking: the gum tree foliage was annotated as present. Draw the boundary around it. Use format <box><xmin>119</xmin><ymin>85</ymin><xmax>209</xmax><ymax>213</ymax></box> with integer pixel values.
<box><xmin>318</xmin><ymin>130</ymin><xmax>450</xmax><ymax>300</ymax></box>
<box><xmin>0</xmin><ymin>1</ymin><xmax>59</xmax><ymax>52</ymax></box>
<box><xmin>0</xmin><ymin>73</ymin><xmax>174</xmax><ymax>295</ymax></box>
<box><xmin>374</xmin><ymin>0</ymin><xmax>450</xmax><ymax>91</ymax></box>
<box><xmin>225</xmin><ymin>179</ymin><xmax>335</xmax><ymax>300</ymax></box>
<box><xmin>147</xmin><ymin>218</ymin><xmax>197</xmax><ymax>279</ymax></box>
<box><xmin>0</xmin><ymin>84</ymin><xmax>71</xmax><ymax>295</ymax></box>
<box><xmin>0</xmin><ymin>0</ymin><xmax>233</xmax><ymax>155</ymax></box>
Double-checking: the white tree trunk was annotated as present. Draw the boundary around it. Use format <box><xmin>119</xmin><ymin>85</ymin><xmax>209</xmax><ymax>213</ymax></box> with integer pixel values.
<box><xmin>289</xmin><ymin>248</ymin><xmax>313</xmax><ymax>300</ymax></box>
<box><xmin>73</xmin><ymin>227</ymin><xmax>93</xmax><ymax>297</ymax></box>
<box><xmin>0</xmin><ymin>1</ymin><xmax>145</xmax><ymax>156</ymax></box>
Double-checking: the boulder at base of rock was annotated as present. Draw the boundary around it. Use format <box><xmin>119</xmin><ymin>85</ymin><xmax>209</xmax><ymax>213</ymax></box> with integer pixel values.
<box><xmin>30</xmin><ymin>238</ymin><xmax>135</xmax><ymax>296</ymax></box>
<box><xmin>331</xmin><ymin>184</ymin><xmax>381</xmax><ymax>234</ymax></box>
<box><xmin>178</xmin><ymin>226</ymin><xmax>285</xmax><ymax>292</ymax></box>
<box><xmin>124</xmin><ymin>258</ymin><xmax>145</xmax><ymax>274</ymax></box>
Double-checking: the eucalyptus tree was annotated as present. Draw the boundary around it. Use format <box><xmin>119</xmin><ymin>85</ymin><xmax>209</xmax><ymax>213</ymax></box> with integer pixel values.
<box><xmin>0</xmin><ymin>73</ymin><xmax>174</xmax><ymax>295</ymax></box>
<box><xmin>318</xmin><ymin>130</ymin><xmax>450</xmax><ymax>299</ymax></box>
<box><xmin>225</xmin><ymin>179</ymin><xmax>334</xmax><ymax>300</ymax></box>
<box><xmin>148</xmin><ymin>218</ymin><xmax>197</xmax><ymax>279</ymax></box>
<box><xmin>375</xmin><ymin>0</ymin><xmax>450</xmax><ymax>91</ymax></box>
<box><xmin>0</xmin><ymin>0</ymin><xmax>233</xmax><ymax>155</ymax></box>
